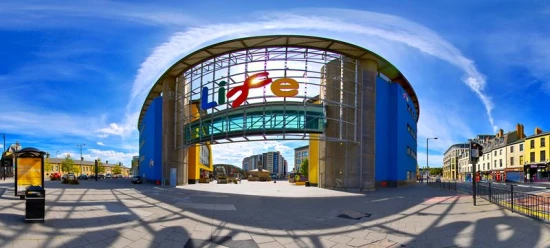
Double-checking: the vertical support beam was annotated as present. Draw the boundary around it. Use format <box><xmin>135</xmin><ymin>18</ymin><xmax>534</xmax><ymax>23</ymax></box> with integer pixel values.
<box><xmin>360</xmin><ymin>59</ymin><xmax>377</xmax><ymax>190</ymax></box>
<box><xmin>162</xmin><ymin>76</ymin><xmax>176</xmax><ymax>186</ymax></box>
<box><xmin>175</xmin><ymin>76</ymin><xmax>188</xmax><ymax>186</ymax></box>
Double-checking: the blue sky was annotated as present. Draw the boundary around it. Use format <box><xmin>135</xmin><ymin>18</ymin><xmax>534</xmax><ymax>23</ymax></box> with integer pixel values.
<box><xmin>1</xmin><ymin>0</ymin><xmax>549</xmax><ymax>169</ymax></box>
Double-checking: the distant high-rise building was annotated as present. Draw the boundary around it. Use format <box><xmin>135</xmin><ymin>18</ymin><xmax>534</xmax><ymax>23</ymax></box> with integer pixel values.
<box><xmin>242</xmin><ymin>151</ymin><xmax>286</xmax><ymax>176</ymax></box>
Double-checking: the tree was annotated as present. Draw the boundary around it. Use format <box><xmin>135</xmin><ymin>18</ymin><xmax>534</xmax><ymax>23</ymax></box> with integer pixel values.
<box><xmin>97</xmin><ymin>158</ymin><xmax>106</xmax><ymax>174</ymax></box>
<box><xmin>45</xmin><ymin>157</ymin><xmax>52</xmax><ymax>173</ymax></box>
<box><xmin>112</xmin><ymin>164</ymin><xmax>122</xmax><ymax>175</ymax></box>
<box><xmin>61</xmin><ymin>154</ymin><xmax>76</xmax><ymax>173</ymax></box>
<box><xmin>429</xmin><ymin>167</ymin><xmax>443</xmax><ymax>176</ymax></box>
<box><xmin>299</xmin><ymin>158</ymin><xmax>309</xmax><ymax>178</ymax></box>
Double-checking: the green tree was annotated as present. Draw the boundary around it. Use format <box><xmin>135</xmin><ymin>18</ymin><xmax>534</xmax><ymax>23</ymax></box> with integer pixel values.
<box><xmin>112</xmin><ymin>164</ymin><xmax>122</xmax><ymax>175</ymax></box>
<box><xmin>61</xmin><ymin>154</ymin><xmax>76</xmax><ymax>173</ymax></box>
<box><xmin>429</xmin><ymin>167</ymin><xmax>443</xmax><ymax>176</ymax></box>
<box><xmin>45</xmin><ymin>157</ymin><xmax>52</xmax><ymax>173</ymax></box>
<box><xmin>299</xmin><ymin>158</ymin><xmax>309</xmax><ymax>178</ymax></box>
<box><xmin>96</xmin><ymin>158</ymin><xmax>106</xmax><ymax>174</ymax></box>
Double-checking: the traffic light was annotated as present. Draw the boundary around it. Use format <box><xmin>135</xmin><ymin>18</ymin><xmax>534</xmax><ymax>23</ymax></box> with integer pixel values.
<box><xmin>470</xmin><ymin>142</ymin><xmax>479</xmax><ymax>159</ymax></box>
<box><xmin>469</xmin><ymin>142</ymin><xmax>484</xmax><ymax>162</ymax></box>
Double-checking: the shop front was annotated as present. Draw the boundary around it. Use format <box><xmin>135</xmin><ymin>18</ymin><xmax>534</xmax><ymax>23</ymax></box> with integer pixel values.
<box><xmin>481</xmin><ymin>171</ymin><xmax>492</xmax><ymax>181</ymax></box>
<box><xmin>504</xmin><ymin>167</ymin><xmax>523</xmax><ymax>183</ymax></box>
<box><xmin>524</xmin><ymin>163</ymin><xmax>550</xmax><ymax>182</ymax></box>
<box><xmin>491</xmin><ymin>170</ymin><xmax>505</xmax><ymax>182</ymax></box>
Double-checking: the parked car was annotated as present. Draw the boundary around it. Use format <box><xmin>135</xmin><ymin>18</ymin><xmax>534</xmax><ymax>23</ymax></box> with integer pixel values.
<box><xmin>50</xmin><ymin>172</ymin><xmax>61</xmax><ymax>181</ymax></box>
<box><xmin>131</xmin><ymin>176</ymin><xmax>142</xmax><ymax>184</ymax></box>
<box><xmin>98</xmin><ymin>174</ymin><xmax>105</xmax><ymax>179</ymax></box>
<box><xmin>78</xmin><ymin>174</ymin><xmax>88</xmax><ymax>180</ymax></box>
<box><xmin>116</xmin><ymin>174</ymin><xmax>123</xmax><ymax>178</ymax></box>
<box><xmin>106</xmin><ymin>173</ymin><xmax>112</xmax><ymax>179</ymax></box>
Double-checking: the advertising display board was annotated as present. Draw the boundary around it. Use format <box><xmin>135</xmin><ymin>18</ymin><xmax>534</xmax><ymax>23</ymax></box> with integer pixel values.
<box><xmin>15</xmin><ymin>157</ymin><xmax>43</xmax><ymax>196</ymax></box>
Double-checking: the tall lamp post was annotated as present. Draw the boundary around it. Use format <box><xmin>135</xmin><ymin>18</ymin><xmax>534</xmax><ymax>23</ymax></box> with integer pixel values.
<box><xmin>77</xmin><ymin>144</ymin><xmax>85</xmax><ymax>175</ymax></box>
<box><xmin>426</xmin><ymin>137</ymin><xmax>438</xmax><ymax>183</ymax></box>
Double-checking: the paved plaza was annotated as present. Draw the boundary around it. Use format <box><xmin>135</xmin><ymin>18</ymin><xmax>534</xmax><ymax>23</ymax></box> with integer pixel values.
<box><xmin>0</xmin><ymin>179</ymin><xmax>549</xmax><ymax>248</ymax></box>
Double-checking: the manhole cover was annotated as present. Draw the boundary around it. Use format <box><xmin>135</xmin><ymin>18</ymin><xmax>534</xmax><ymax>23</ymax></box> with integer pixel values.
<box><xmin>337</xmin><ymin>210</ymin><xmax>371</xmax><ymax>220</ymax></box>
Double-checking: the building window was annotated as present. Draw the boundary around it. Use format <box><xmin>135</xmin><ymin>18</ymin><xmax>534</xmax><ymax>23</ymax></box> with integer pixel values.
<box><xmin>542</xmin><ymin>138</ymin><xmax>546</xmax><ymax>147</ymax></box>
<box><xmin>530</xmin><ymin>152</ymin><xmax>535</xmax><ymax>162</ymax></box>
<box><xmin>494</xmin><ymin>151</ymin><xmax>497</xmax><ymax>156</ymax></box>
<box><xmin>520</xmin><ymin>155</ymin><xmax>524</xmax><ymax>165</ymax></box>
<box><xmin>510</xmin><ymin>157</ymin><xmax>513</xmax><ymax>166</ymax></box>
<box><xmin>494</xmin><ymin>160</ymin><xmax>496</xmax><ymax>168</ymax></box>
<box><xmin>499</xmin><ymin>159</ymin><xmax>502</xmax><ymax>167</ymax></box>
<box><xmin>510</xmin><ymin>146</ymin><xmax>514</xmax><ymax>153</ymax></box>
<box><xmin>500</xmin><ymin>149</ymin><xmax>502</xmax><ymax>155</ymax></box>
<box><xmin>541</xmin><ymin>151</ymin><xmax>546</xmax><ymax>161</ymax></box>
<box><xmin>530</xmin><ymin>140</ymin><xmax>535</xmax><ymax>149</ymax></box>
<box><xmin>519</xmin><ymin>144</ymin><xmax>524</xmax><ymax>151</ymax></box>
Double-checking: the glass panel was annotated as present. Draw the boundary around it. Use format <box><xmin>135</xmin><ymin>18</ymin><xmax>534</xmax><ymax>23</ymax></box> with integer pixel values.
<box><xmin>184</xmin><ymin>104</ymin><xmax>325</xmax><ymax>144</ymax></box>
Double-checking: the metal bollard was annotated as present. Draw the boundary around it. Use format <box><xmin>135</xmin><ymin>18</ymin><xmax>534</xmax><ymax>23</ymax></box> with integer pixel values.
<box><xmin>489</xmin><ymin>182</ymin><xmax>493</xmax><ymax>202</ymax></box>
<box><xmin>511</xmin><ymin>184</ymin><xmax>514</xmax><ymax>213</ymax></box>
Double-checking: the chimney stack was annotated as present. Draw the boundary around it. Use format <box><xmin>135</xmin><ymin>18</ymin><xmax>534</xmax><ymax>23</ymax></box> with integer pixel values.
<box><xmin>535</xmin><ymin>127</ymin><xmax>543</xmax><ymax>135</ymax></box>
<box><xmin>521</xmin><ymin>124</ymin><xmax>525</xmax><ymax>139</ymax></box>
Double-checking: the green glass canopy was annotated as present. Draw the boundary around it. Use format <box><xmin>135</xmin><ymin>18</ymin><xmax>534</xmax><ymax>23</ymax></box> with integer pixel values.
<box><xmin>184</xmin><ymin>102</ymin><xmax>325</xmax><ymax>144</ymax></box>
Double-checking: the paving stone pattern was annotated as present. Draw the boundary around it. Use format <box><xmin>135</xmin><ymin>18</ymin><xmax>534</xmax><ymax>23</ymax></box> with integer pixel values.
<box><xmin>0</xmin><ymin>178</ymin><xmax>549</xmax><ymax>248</ymax></box>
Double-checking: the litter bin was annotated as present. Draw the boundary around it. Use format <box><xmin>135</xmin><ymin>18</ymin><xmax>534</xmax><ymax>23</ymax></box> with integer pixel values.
<box><xmin>25</xmin><ymin>186</ymin><xmax>45</xmax><ymax>223</ymax></box>
<box><xmin>305</xmin><ymin>181</ymin><xmax>310</xmax><ymax>187</ymax></box>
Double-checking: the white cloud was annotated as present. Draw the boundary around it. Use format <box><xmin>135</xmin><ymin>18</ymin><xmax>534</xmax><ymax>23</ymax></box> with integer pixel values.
<box><xmin>87</xmin><ymin>148</ymin><xmax>138</xmax><ymax>167</ymax></box>
<box><xmin>416</xmin><ymin>100</ymin><xmax>476</xmax><ymax>153</ymax></box>
<box><xmin>95</xmin><ymin>112</ymin><xmax>139</xmax><ymax>138</ymax></box>
<box><xmin>0</xmin><ymin>110</ymin><xmax>103</xmax><ymax>138</ymax></box>
<box><xmin>128</xmin><ymin>8</ymin><xmax>496</xmax><ymax>137</ymax></box>
<box><xmin>97</xmin><ymin>142</ymin><xmax>105</xmax><ymax>146</ymax></box>
<box><xmin>0</xmin><ymin>2</ymin><xmax>198</xmax><ymax>29</ymax></box>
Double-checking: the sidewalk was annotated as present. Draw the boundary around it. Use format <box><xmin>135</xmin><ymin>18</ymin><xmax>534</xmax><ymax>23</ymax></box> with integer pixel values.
<box><xmin>0</xmin><ymin>180</ymin><xmax>549</xmax><ymax>247</ymax></box>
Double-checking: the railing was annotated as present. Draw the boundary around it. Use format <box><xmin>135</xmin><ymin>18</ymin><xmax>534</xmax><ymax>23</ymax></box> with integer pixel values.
<box><xmin>426</xmin><ymin>180</ymin><xmax>550</xmax><ymax>222</ymax></box>
<box><xmin>426</xmin><ymin>180</ymin><xmax>457</xmax><ymax>192</ymax></box>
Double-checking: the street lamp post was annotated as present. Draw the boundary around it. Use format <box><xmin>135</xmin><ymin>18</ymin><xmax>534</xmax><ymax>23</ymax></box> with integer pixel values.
<box><xmin>77</xmin><ymin>144</ymin><xmax>85</xmax><ymax>175</ymax></box>
<box><xmin>426</xmin><ymin>137</ymin><xmax>438</xmax><ymax>183</ymax></box>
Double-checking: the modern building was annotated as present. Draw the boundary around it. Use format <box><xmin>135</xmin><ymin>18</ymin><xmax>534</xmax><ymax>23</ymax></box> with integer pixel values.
<box><xmin>524</xmin><ymin>128</ymin><xmax>550</xmax><ymax>182</ymax></box>
<box><xmin>294</xmin><ymin>145</ymin><xmax>309</xmax><ymax>172</ymax></box>
<box><xmin>242</xmin><ymin>151</ymin><xmax>286</xmax><ymax>177</ymax></box>
<box><xmin>137</xmin><ymin>35</ymin><xmax>420</xmax><ymax>190</ymax></box>
<box><xmin>443</xmin><ymin>143</ymin><xmax>469</xmax><ymax>180</ymax></box>
<box><xmin>242</xmin><ymin>154</ymin><xmax>263</xmax><ymax>172</ymax></box>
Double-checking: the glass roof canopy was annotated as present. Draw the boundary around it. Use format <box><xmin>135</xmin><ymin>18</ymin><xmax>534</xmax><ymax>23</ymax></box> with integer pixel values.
<box><xmin>184</xmin><ymin>102</ymin><xmax>325</xmax><ymax>145</ymax></box>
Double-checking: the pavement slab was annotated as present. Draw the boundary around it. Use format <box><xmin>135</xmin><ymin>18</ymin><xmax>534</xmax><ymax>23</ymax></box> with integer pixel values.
<box><xmin>1</xmin><ymin>178</ymin><xmax>550</xmax><ymax>248</ymax></box>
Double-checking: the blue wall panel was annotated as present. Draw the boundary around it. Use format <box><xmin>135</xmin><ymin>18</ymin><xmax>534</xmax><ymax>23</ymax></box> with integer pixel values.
<box><xmin>139</xmin><ymin>96</ymin><xmax>163</xmax><ymax>182</ymax></box>
<box><xmin>375</xmin><ymin>76</ymin><xmax>392</xmax><ymax>181</ymax></box>
<box><xmin>375</xmin><ymin>75</ymin><xmax>418</xmax><ymax>183</ymax></box>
